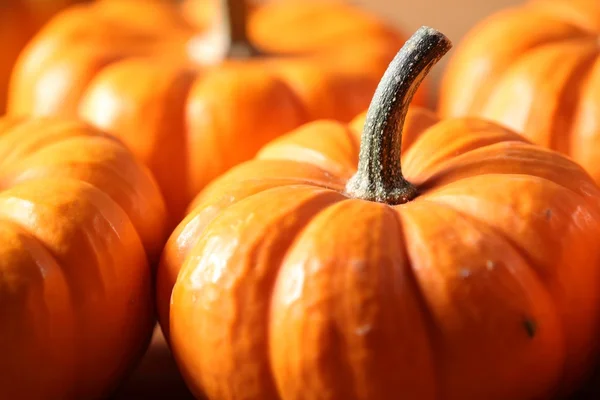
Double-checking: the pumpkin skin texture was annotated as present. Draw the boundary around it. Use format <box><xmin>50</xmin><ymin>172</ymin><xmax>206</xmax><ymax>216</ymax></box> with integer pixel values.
<box><xmin>8</xmin><ymin>0</ymin><xmax>424</xmax><ymax>223</ymax></box>
<box><xmin>0</xmin><ymin>0</ymin><xmax>87</xmax><ymax>113</ymax></box>
<box><xmin>438</xmin><ymin>0</ymin><xmax>600</xmax><ymax>183</ymax></box>
<box><xmin>0</xmin><ymin>117</ymin><xmax>169</xmax><ymax>399</ymax></box>
<box><xmin>158</xmin><ymin>28</ymin><xmax>600</xmax><ymax>400</ymax></box>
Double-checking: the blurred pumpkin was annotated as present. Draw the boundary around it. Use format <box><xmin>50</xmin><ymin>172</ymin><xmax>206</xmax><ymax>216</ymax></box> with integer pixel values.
<box><xmin>0</xmin><ymin>116</ymin><xmax>168</xmax><ymax>399</ymax></box>
<box><xmin>8</xmin><ymin>0</ymin><xmax>423</xmax><ymax>223</ymax></box>
<box><xmin>0</xmin><ymin>0</ymin><xmax>88</xmax><ymax>113</ymax></box>
<box><xmin>438</xmin><ymin>0</ymin><xmax>600</xmax><ymax>182</ymax></box>
<box><xmin>159</xmin><ymin>27</ymin><xmax>600</xmax><ymax>400</ymax></box>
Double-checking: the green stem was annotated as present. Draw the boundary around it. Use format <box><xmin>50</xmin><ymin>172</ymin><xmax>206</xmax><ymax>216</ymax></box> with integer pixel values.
<box><xmin>345</xmin><ymin>26</ymin><xmax>452</xmax><ymax>204</ymax></box>
<box><xmin>222</xmin><ymin>0</ymin><xmax>261</xmax><ymax>58</ymax></box>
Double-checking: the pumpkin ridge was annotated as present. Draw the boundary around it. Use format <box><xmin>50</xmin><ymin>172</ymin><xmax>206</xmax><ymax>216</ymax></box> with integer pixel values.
<box><xmin>398</xmin><ymin>198</ymin><xmax>565</xmax><ymax>398</ymax></box>
<box><xmin>0</xmin><ymin>119</ymin><xmax>103</xmax><ymax>173</ymax></box>
<box><xmin>439</xmin><ymin>8</ymin><xmax>590</xmax><ymax>117</ymax></box>
<box><xmin>422</xmin><ymin>174</ymin><xmax>600</xmax><ymax>391</ymax></box>
<box><xmin>200</xmin><ymin>159</ymin><xmax>348</xmax><ymax>196</ymax></box>
<box><xmin>533</xmin><ymin>0</ymin><xmax>600</xmax><ymax>33</ymax></box>
<box><xmin>387</xmin><ymin>207</ymin><xmax>441</xmax><ymax>398</ymax></box>
<box><xmin>0</xmin><ymin>178</ymin><xmax>154</xmax><ymax>397</ymax></box>
<box><xmin>0</xmin><ymin>217</ymin><xmax>77</xmax><ymax>399</ymax></box>
<box><xmin>409</xmin><ymin>141</ymin><xmax>594</xmax><ymax>194</ymax></box>
<box><xmin>521</xmin><ymin>43</ymin><xmax>597</xmax><ymax>155</ymax></box>
<box><xmin>0</xmin><ymin>134</ymin><xmax>167</xmax><ymax>262</ymax></box>
<box><xmin>171</xmin><ymin>185</ymin><xmax>344</xmax><ymax>399</ymax></box>
<box><xmin>271</xmin><ymin>200</ymin><xmax>358</xmax><ymax>397</ymax></box>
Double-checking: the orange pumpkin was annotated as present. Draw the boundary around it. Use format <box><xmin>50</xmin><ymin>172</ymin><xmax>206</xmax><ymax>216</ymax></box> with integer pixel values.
<box><xmin>158</xmin><ymin>27</ymin><xmax>600</xmax><ymax>399</ymax></box>
<box><xmin>0</xmin><ymin>0</ymin><xmax>87</xmax><ymax>113</ymax></box>
<box><xmin>438</xmin><ymin>0</ymin><xmax>600</xmax><ymax>183</ymax></box>
<box><xmin>0</xmin><ymin>117</ymin><xmax>168</xmax><ymax>398</ymax></box>
<box><xmin>7</xmin><ymin>0</ymin><xmax>425</xmax><ymax>223</ymax></box>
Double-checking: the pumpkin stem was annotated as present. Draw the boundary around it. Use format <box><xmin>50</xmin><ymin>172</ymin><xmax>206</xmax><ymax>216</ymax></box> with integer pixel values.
<box><xmin>345</xmin><ymin>26</ymin><xmax>452</xmax><ymax>204</ymax></box>
<box><xmin>222</xmin><ymin>0</ymin><xmax>261</xmax><ymax>58</ymax></box>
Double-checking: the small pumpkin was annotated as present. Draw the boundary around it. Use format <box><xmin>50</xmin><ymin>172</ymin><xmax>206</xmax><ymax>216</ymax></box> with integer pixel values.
<box><xmin>0</xmin><ymin>116</ymin><xmax>168</xmax><ymax>398</ymax></box>
<box><xmin>0</xmin><ymin>0</ymin><xmax>87</xmax><ymax>113</ymax></box>
<box><xmin>438</xmin><ymin>0</ymin><xmax>600</xmax><ymax>182</ymax></box>
<box><xmin>8</xmin><ymin>0</ymin><xmax>424</xmax><ymax>223</ymax></box>
<box><xmin>158</xmin><ymin>27</ymin><xmax>600</xmax><ymax>400</ymax></box>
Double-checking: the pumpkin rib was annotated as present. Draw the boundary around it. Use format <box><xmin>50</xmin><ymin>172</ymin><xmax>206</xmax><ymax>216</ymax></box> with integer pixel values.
<box><xmin>0</xmin><ymin>134</ymin><xmax>167</xmax><ymax>261</ymax></box>
<box><xmin>438</xmin><ymin>6</ymin><xmax>589</xmax><ymax>117</ymax></box>
<box><xmin>387</xmin><ymin>206</ymin><xmax>441</xmax><ymax>399</ymax></box>
<box><xmin>398</xmin><ymin>198</ymin><xmax>564</xmax><ymax>399</ymax></box>
<box><xmin>256</xmin><ymin>119</ymin><xmax>360</xmax><ymax>179</ymax></box>
<box><xmin>533</xmin><ymin>0</ymin><xmax>600</xmax><ymax>32</ymax></box>
<box><xmin>481</xmin><ymin>39</ymin><xmax>598</xmax><ymax>155</ymax></box>
<box><xmin>401</xmin><ymin>118</ymin><xmax>529</xmax><ymax>182</ymax></box>
<box><xmin>0</xmin><ymin>177</ymin><xmax>154</xmax><ymax>398</ymax></box>
<box><xmin>198</xmin><ymin>159</ymin><xmax>348</xmax><ymax>198</ymax></box>
<box><xmin>422</xmin><ymin>173</ymin><xmax>600</xmax><ymax>389</ymax></box>
<box><xmin>0</xmin><ymin>118</ymin><xmax>112</xmax><ymax>173</ymax></box>
<box><xmin>569</xmin><ymin>58</ymin><xmax>600</xmax><ymax>180</ymax></box>
<box><xmin>270</xmin><ymin>198</ymin><xmax>438</xmax><ymax>399</ymax></box>
<box><xmin>79</xmin><ymin>59</ymin><xmax>197</xmax><ymax>221</ymax></box>
<box><xmin>410</xmin><ymin>141</ymin><xmax>598</xmax><ymax>199</ymax></box>
<box><xmin>157</xmin><ymin>176</ymin><xmax>344</xmax><ymax>337</ymax></box>
<box><xmin>0</xmin><ymin>217</ymin><xmax>77</xmax><ymax>399</ymax></box>
<box><xmin>170</xmin><ymin>185</ymin><xmax>345</xmax><ymax>399</ymax></box>
<box><xmin>411</xmin><ymin>197</ymin><xmax>568</xmax><ymax>393</ymax></box>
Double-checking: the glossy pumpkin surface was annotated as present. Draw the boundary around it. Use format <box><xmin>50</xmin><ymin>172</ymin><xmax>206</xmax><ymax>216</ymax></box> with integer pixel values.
<box><xmin>158</xmin><ymin>28</ymin><xmax>600</xmax><ymax>399</ymax></box>
<box><xmin>8</xmin><ymin>0</ymin><xmax>423</xmax><ymax>223</ymax></box>
<box><xmin>438</xmin><ymin>0</ymin><xmax>600</xmax><ymax>182</ymax></box>
<box><xmin>0</xmin><ymin>116</ymin><xmax>168</xmax><ymax>399</ymax></box>
<box><xmin>0</xmin><ymin>0</ymin><xmax>87</xmax><ymax>113</ymax></box>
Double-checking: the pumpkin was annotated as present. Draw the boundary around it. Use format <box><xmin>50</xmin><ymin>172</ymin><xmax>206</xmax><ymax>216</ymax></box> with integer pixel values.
<box><xmin>7</xmin><ymin>0</ymin><xmax>425</xmax><ymax>223</ymax></box>
<box><xmin>158</xmin><ymin>26</ymin><xmax>600</xmax><ymax>400</ymax></box>
<box><xmin>0</xmin><ymin>0</ymin><xmax>88</xmax><ymax>113</ymax></box>
<box><xmin>0</xmin><ymin>116</ymin><xmax>168</xmax><ymax>398</ymax></box>
<box><xmin>438</xmin><ymin>0</ymin><xmax>600</xmax><ymax>183</ymax></box>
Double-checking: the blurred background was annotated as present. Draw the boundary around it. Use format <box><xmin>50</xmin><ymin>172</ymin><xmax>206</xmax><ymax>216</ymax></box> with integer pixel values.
<box><xmin>355</xmin><ymin>0</ymin><xmax>522</xmax><ymax>85</ymax></box>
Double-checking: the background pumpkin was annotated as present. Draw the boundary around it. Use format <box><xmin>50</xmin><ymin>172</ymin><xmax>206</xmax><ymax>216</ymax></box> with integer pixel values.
<box><xmin>7</xmin><ymin>0</ymin><xmax>426</xmax><ymax>224</ymax></box>
<box><xmin>438</xmin><ymin>0</ymin><xmax>600</xmax><ymax>183</ymax></box>
<box><xmin>0</xmin><ymin>116</ymin><xmax>168</xmax><ymax>399</ymax></box>
<box><xmin>158</xmin><ymin>27</ymin><xmax>600</xmax><ymax>400</ymax></box>
<box><xmin>0</xmin><ymin>0</ymin><xmax>88</xmax><ymax>113</ymax></box>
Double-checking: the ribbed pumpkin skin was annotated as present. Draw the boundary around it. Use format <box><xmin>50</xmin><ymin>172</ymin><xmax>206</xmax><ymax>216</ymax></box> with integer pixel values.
<box><xmin>158</xmin><ymin>107</ymin><xmax>600</xmax><ymax>400</ymax></box>
<box><xmin>0</xmin><ymin>0</ymin><xmax>87</xmax><ymax>113</ymax></box>
<box><xmin>7</xmin><ymin>0</ymin><xmax>424</xmax><ymax>223</ymax></box>
<box><xmin>438</xmin><ymin>0</ymin><xmax>600</xmax><ymax>183</ymax></box>
<box><xmin>0</xmin><ymin>117</ymin><xmax>168</xmax><ymax>399</ymax></box>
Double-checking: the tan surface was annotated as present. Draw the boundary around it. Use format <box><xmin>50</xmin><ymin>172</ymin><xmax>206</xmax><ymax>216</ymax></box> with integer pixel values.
<box><xmin>355</xmin><ymin>0</ymin><xmax>524</xmax><ymax>81</ymax></box>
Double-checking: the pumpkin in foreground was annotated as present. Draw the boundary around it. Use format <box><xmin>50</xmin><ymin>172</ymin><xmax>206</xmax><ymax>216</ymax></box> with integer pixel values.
<box><xmin>158</xmin><ymin>27</ymin><xmax>600</xmax><ymax>400</ymax></box>
<box><xmin>438</xmin><ymin>0</ymin><xmax>600</xmax><ymax>182</ymax></box>
<box><xmin>8</xmin><ymin>0</ymin><xmax>424</xmax><ymax>223</ymax></box>
<box><xmin>0</xmin><ymin>117</ymin><xmax>168</xmax><ymax>398</ymax></box>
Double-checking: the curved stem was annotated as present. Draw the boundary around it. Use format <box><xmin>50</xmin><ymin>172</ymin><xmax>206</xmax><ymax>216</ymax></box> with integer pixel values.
<box><xmin>221</xmin><ymin>0</ymin><xmax>261</xmax><ymax>58</ymax></box>
<box><xmin>345</xmin><ymin>26</ymin><xmax>452</xmax><ymax>204</ymax></box>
